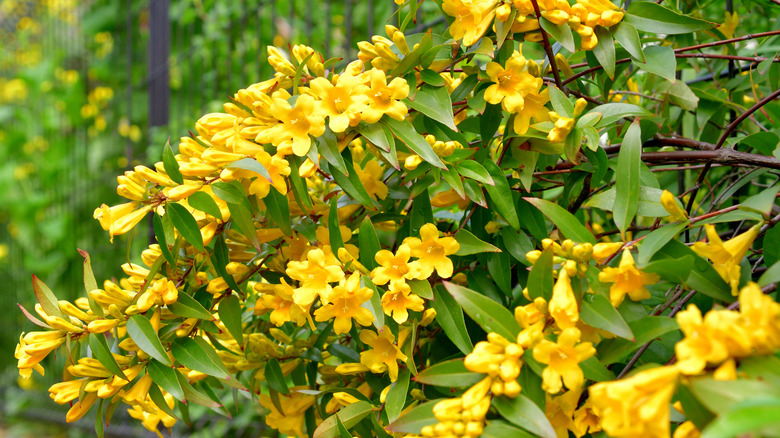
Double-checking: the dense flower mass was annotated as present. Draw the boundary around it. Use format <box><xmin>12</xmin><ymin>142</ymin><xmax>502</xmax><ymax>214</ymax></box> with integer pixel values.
<box><xmin>14</xmin><ymin>1</ymin><xmax>780</xmax><ymax>438</ymax></box>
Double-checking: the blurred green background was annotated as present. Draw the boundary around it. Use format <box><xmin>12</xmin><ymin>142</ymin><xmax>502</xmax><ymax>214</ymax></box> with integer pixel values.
<box><xmin>0</xmin><ymin>0</ymin><xmax>444</xmax><ymax>435</ymax></box>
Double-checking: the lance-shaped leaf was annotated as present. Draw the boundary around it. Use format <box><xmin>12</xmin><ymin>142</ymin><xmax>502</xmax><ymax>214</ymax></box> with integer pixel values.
<box><xmin>443</xmin><ymin>282</ymin><xmax>521</xmax><ymax>340</ymax></box>
<box><xmin>387</xmin><ymin>399</ymin><xmax>439</xmax><ymax>433</ymax></box>
<box><xmin>591</xmin><ymin>103</ymin><xmax>654</xmax><ymax>127</ymax></box>
<box><xmin>701</xmin><ymin>398</ymin><xmax>780</xmax><ymax>438</ymax></box>
<box><xmin>286</xmin><ymin>155</ymin><xmax>314</xmax><ymax>211</ymax></box>
<box><xmin>358</xmin><ymin>216</ymin><xmax>381</xmax><ymax>270</ymax></box>
<box><xmin>634</xmin><ymin>45</ymin><xmax>676</xmax><ymax>82</ymax></box>
<box><xmin>227</xmin><ymin>201</ymin><xmax>260</xmax><ymax>250</ymax></box>
<box><xmin>405</xmin><ymin>84</ymin><xmax>457</xmax><ymax>130</ymax></box>
<box><xmin>382</xmin><ymin>117</ymin><xmax>446</xmax><ymax>169</ymax></box>
<box><xmin>414</xmin><ymin>359</ymin><xmax>486</xmax><ymax>387</ymax></box>
<box><xmin>328</xmin><ymin>160</ymin><xmax>376</xmax><ymax>208</ymax></box>
<box><xmin>166</xmin><ymin>202</ymin><xmax>205</xmax><ymax>252</ymax></box>
<box><xmin>385</xmin><ymin>368</ymin><xmax>410</xmax><ymax>423</ymax></box>
<box><xmin>483</xmin><ymin>160</ymin><xmax>520</xmax><ymax>230</ymax></box>
<box><xmin>89</xmin><ymin>333</ymin><xmax>126</xmax><ymax>379</ymax></box>
<box><xmin>265</xmin><ymin>357</ymin><xmax>289</xmax><ymax>395</ymax></box>
<box><xmin>613</xmin><ymin>120</ymin><xmax>642</xmax><ymax>237</ymax></box>
<box><xmin>598</xmin><ymin>316</ymin><xmax>680</xmax><ymax>365</ymax></box>
<box><xmin>431</xmin><ymin>285</ymin><xmax>473</xmax><ymax>355</ymax></box>
<box><xmin>168</xmin><ymin>291</ymin><xmax>213</xmax><ymax>320</ymax></box>
<box><xmin>147</xmin><ymin>359</ymin><xmax>185</xmax><ymax>402</ymax></box>
<box><xmin>152</xmin><ymin>214</ymin><xmax>175</xmax><ymax>266</ymax></box>
<box><xmin>172</xmin><ymin>338</ymin><xmax>231</xmax><ymax>380</ymax></box>
<box><xmin>162</xmin><ymin>140</ymin><xmax>184</xmax><ymax>185</ymax></box>
<box><xmin>612</xmin><ymin>22</ymin><xmax>644</xmax><ymax>62</ymax></box>
<box><xmin>263</xmin><ymin>187</ymin><xmax>292</xmax><ymax>236</ymax></box>
<box><xmin>317</xmin><ymin>128</ymin><xmax>348</xmax><ymax>175</ymax></box>
<box><xmin>225</xmin><ymin>157</ymin><xmax>272</xmax><ymax>182</ymax></box>
<box><xmin>482</xmin><ymin>420</ymin><xmax>537</xmax><ymax>438</ymax></box>
<box><xmin>525</xmin><ymin>198</ymin><xmax>596</xmax><ymax>244</ymax></box>
<box><xmin>188</xmin><ymin>191</ymin><xmax>223</xmax><ymax>220</ymax></box>
<box><xmin>78</xmin><ymin>249</ymin><xmax>104</xmax><ymax>316</ymax></box>
<box><xmin>456</xmin><ymin>161</ymin><xmax>494</xmax><ymax>186</ymax></box>
<box><xmin>527</xmin><ymin>248</ymin><xmax>554</xmax><ymax>300</ymax></box>
<box><xmin>580</xmin><ymin>294</ymin><xmax>634</xmax><ymax>340</ymax></box>
<box><xmin>32</xmin><ymin>274</ymin><xmax>63</xmax><ymax>319</ymax></box>
<box><xmin>127</xmin><ymin>314</ymin><xmax>172</xmax><ymax>366</ymax></box>
<box><xmin>454</xmin><ymin>229</ymin><xmax>501</xmax><ymax>256</ymax></box>
<box><xmin>218</xmin><ymin>294</ymin><xmax>244</xmax><ymax>346</ymax></box>
<box><xmin>313</xmin><ymin>401</ymin><xmax>373</xmax><ymax>438</ymax></box>
<box><xmin>539</xmin><ymin>17</ymin><xmax>574</xmax><ymax>53</ymax></box>
<box><xmin>625</xmin><ymin>2</ymin><xmax>714</xmax><ymax>35</ymax></box>
<box><xmin>592</xmin><ymin>26</ymin><xmax>616</xmax><ymax>79</ymax></box>
<box><xmin>493</xmin><ymin>395</ymin><xmax>556</xmax><ymax>438</ymax></box>
<box><xmin>637</xmin><ymin>222</ymin><xmax>688</xmax><ymax>266</ymax></box>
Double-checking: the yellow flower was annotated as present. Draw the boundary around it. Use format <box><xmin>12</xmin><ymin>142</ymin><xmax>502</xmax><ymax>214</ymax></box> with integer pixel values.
<box><xmin>513</xmin><ymin>88</ymin><xmax>550</xmax><ymax>135</ymax></box>
<box><xmin>533</xmin><ymin>327</ymin><xmax>594</xmax><ymax>394</ymax></box>
<box><xmin>673</xmin><ymin>421</ymin><xmax>701</xmax><ymax>438</ymax></box>
<box><xmin>93</xmin><ymin>202</ymin><xmax>152</xmax><ymax>242</ymax></box>
<box><xmin>286</xmin><ymin>248</ymin><xmax>345</xmax><ymax>306</ymax></box>
<box><xmin>254</xmin><ymin>279</ymin><xmax>315</xmax><ymax>329</ymax></box>
<box><xmin>673</xmin><ymin>304</ymin><xmax>732</xmax><ymax>375</ymax></box>
<box><xmin>136</xmin><ymin>278</ymin><xmax>178</xmax><ymax>313</ymax></box>
<box><xmin>359</xmin><ymin>328</ymin><xmax>408</xmax><ymax>381</ymax></box>
<box><xmin>547</xmin><ymin>111</ymin><xmax>575</xmax><ymax>143</ymax></box>
<box><xmin>66</xmin><ymin>392</ymin><xmax>98</xmax><ymax>423</ymax></box>
<box><xmin>361</xmin><ymin>68</ymin><xmax>409</xmax><ymax>124</ymax></box>
<box><xmin>549</xmin><ymin>270</ymin><xmax>579</xmax><ymax>330</ymax></box>
<box><xmin>485</xmin><ymin>48</ymin><xmax>543</xmax><ymax>113</ymax></box>
<box><xmin>381</xmin><ymin>281</ymin><xmax>425</xmax><ymax>324</ymax></box>
<box><xmin>314</xmin><ymin>272</ymin><xmax>375</xmax><ymax>334</ymax></box>
<box><xmin>544</xmin><ymin>388</ymin><xmax>581</xmax><ymax>438</ymax></box>
<box><xmin>442</xmin><ymin>0</ymin><xmax>496</xmax><ymax>47</ymax></box>
<box><xmin>692</xmin><ymin>224</ymin><xmax>760</xmax><ymax>295</ymax></box>
<box><xmin>738</xmin><ymin>282</ymin><xmax>780</xmax><ymax>353</ymax></box>
<box><xmin>371</xmin><ymin>244</ymin><xmax>420</xmax><ymax>286</ymax></box>
<box><xmin>258</xmin><ymin>388</ymin><xmax>316</xmax><ymax>438</ymax></box>
<box><xmin>598</xmin><ymin>249</ymin><xmax>659</xmax><ymax>307</ymax></box>
<box><xmin>256</xmin><ymin>94</ymin><xmax>325</xmax><ymax>156</ymax></box>
<box><xmin>661</xmin><ymin>190</ymin><xmax>688</xmax><ymax>222</ymax></box>
<box><xmin>310</xmin><ymin>73</ymin><xmax>368</xmax><ymax>132</ymax></box>
<box><xmin>572</xmin><ymin>399</ymin><xmax>602</xmax><ymax>437</ymax></box>
<box><xmin>16</xmin><ymin>331</ymin><xmax>66</xmax><ymax>378</ymax></box>
<box><xmin>589</xmin><ymin>365</ymin><xmax>680</xmax><ymax>438</ymax></box>
<box><xmin>355</xmin><ymin>159</ymin><xmax>388</xmax><ymax>201</ymax></box>
<box><xmin>403</xmin><ymin>223</ymin><xmax>460</xmax><ymax>278</ymax></box>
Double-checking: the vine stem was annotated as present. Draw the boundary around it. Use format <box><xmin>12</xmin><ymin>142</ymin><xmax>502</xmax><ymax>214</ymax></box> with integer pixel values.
<box><xmin>530</xmin><ymin>0</ymin><xmax>563</xmax><ymax>90</ymax></box>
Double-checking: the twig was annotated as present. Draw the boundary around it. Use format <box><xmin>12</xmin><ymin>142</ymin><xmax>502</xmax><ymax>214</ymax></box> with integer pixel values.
<box><xmin>530</xmin><ymin>0</ymin><xmax>562</xmax><ymax>89</ymax></box>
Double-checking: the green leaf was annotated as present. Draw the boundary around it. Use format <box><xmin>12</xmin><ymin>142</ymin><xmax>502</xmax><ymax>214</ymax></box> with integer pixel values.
<box><xmin>265</xmin><ymin>358</ymin><xmax>290</xmax><ymax>395</ymax></box>
<box><xmin>225</xmin><ymin>157</ymin><xmax>272</xmax><ymax>182</ymax></box>
<box><xmin>218</xmin><ymin>294</ymin><xmax>244</xmax><ymax>346</ymax></box>
<box><xmin>263</xmin><ymin>187</ymin><xmax>292</xmax><ymax>236</ymax></box>
<box><xmin>591</xmin><ymin>103</ymin><xmax>654</xmax><ymax>128</ymax></box>
<box><xmin>176</xmin><ymin>373</ymin><xmax>222</xmax><ymax>409</ymax></box>
<box><xmin>386</xmin><ymin>399</ymin><xmax>439</xmax><ymax>433</ymax></box>
<box><xmin>172</xmin><ymin>338</ymin><xmax>231</xmax><ymax>380</ymax></box>
<box><xmin>313</xmin><ymin>401</ymin><xmax>373</xmax><ymax>438</ymax></box>
<box><xmin>211</xmin><ymin>181</ymin><xmax>251</xmax><ymax>209</ymax></box>
<box><xmin>637</xmin><ymin>222</ymin><xmax>688</xmax><ymax>266</ymax></box>
<box><xmin>382</xmin><ymin>117</ymin><xmax>446</xmax><ymax>169</ymax></box>
<box><xmin>127</xmin><ymin>314</ymin><xmax>172</xmax><ymax>366</ymax></box>
<box><xmin>592</xmin><ymin>26</ymin><xmax>616</xmax><ymax>78</ymax></box>
<box><xmin>334</xmin><ymin>415</ymin><xmax>352</xmax><ymax>438</ymax></box>
<box><xmin>634</xmin><ymin>45</ymin><xmax>677</xmax><ymax>82</ymax></box>
<box><xmin>690</xmin><ymin>377</ymin><xmax>777</xmax><ymax>415</ymax></box>
<box><xmin>414</xmin><ymin>359</ymin><xmax>485</xmax><ymax>387</ymax></box>
<box><xmin>527</xmin><ymin>248</ymin><xmax>554</xmax><ymax>300</ymax></box>
<box><xmin>89</xmin><ymin>334</ymin><xmax>126</xmax><ymax>379</ymax></box>
<box><xmin>701</xmin><ymin>398</ymin><xmax>780</xmax><ymax>438</ymax></box>
<box><xmin>741</xmin><ymin>185</ymin><xmax>780</xmax><ymax>216</ymax></box>
<box><xmin>163</xmin><ymin>140</ymin><xmax>184</xmax><ymax>185</ymax></box>
<box><xmin>493</xmin><ymin>395</ymin><xmax>556</xmax><ymax>438</ymax></box>
<box><xmin>759</xmin><ymin>262</ymin><xmax>780</xmax><ymax>288</ymax></box>
<box><xmin>147</xmin><ymin>359</ymin><xmax>185</xmax><ymax>401</ymax></box>
<box><xmin>524</xmin><ymin>198</ymin><xmax>596</xmax><ymax>244</ymax></box>
<box><xmin>362</xmin><ymin>278</ymin><xmax>385</xmax><ymax>329</ymax></box>
<box><xmin>483</xmin><ymin>160</ymin><xmax>520</xmax><ymax>230</ymax></box>
<box><xmin>454</xmin><ymin>229</ymin><xmax>501</xmax><ymax>256</ymax></box>
<box><xmin>548</xmin><ymin>86</ymin><xmax>574</xmax><ymax>118</ymax></box>
<box><xmin>539</xmin><ymin>17</ymin><xmax>574</xmax><ymax>53</ymax></box>
<box><xmin>78</xmin><ymin>250</ymin><xmax>103</xmax><ymax>316</ymax></box>
<box><xmin>441</xmin><ymin>165</ymin><xmax>466</xmax><ymax>199</ymax></box>
<box><xmin>420</xmin><ymin>69</ymin><xmax>445</xmax><ymax>86</ymax></box>
<box><xmin>612</xmin><ymin>22</ymin><xmax>644</xmax><ymax>62</ymax></box>
<box><xmin>502</xmin><ymin>229</ymin><xmax>534</xmax><ymax>264</ymax></box>
<box><xmin>451</xmin><ymin>74</ymin><xmax>479</xmax><ymax>103</ymax></box>
<box><xmin>408</xmin><ymin>279</ymin><xmax>433</xmax><ymax>300</ymax></box>
<box><xmin>456</xmin><ymin>161</ymin><xmax>494</xmax><ymax>186</ymax></box>
<box><xmin>152</xmin><ymin>214</ymin><xmax>175</xmax><ymax>267</ymax></box>
<box><xmin>329</xmin><ymin>159</ymin><xmax>376</xmax><ymax>208</ymax></box>
<box><xmin>166</xmin><ymin>202</ymin><xmax>205</xmax><ymax>252</ymax></box>
<box><xmin>625</xmin><ymin>2</ymin><xmax>714</xmax><ymax>35</ymax></box>
<box><xmin>287</xmin><ymin>155</ymin><xmax>314</xmax><ymax>211</ymax></box>
<box><xmin>482</xmin><ymin>420</ymin><xmax>537</xmax><ymax>438</ymax></box>
<box><xmin>385</xmin><ymin>368</ymin><xmax>410</xmax><ymax>422</ymax></box>
<box><xmin>655</xmin><ymin>240</ymin><xmax>732</xmax><ymax>302</ymax></box>
<box><xmin>584</xmin><ymin>186</ymin><xmax>669</xmax><ymax>218</ymax></box>
<box><xmin>581</xmin><ymin>294</ymin><xmax>634</xmax><ymax>340</ymax></box>
<box><xmin>169</xmin><ymin>291</ymin><xmax>214</xmax><ymax>320</ymax></box>
<box><xmin>614</xmin><ymin>120</ymin><xmax>642</xmax><ymax>237</ymax></box>
<box><xmin>32</xmin><ymin>274</ymin><xmax>63</xmax><ymax>319</ymax></box>
<box><xmin>580</xmin><ymin>356</ymin><xmax>616</xmax><ymax>382</ymax></box>
<box><xmin>361</xmin><ymin>121</ymin><xmax>394</xmax><ymax>153</ymax></box>
<box><xmin>226</xmin><ymin>201</ymin><xmax>260</xmax><ymax>250</ymax></box>
<box><xmin>212</xmin><ymin>233</ymin><xmax>242</xmax><ymax>293</ymax></box>
<box><xmin>389</xmin><ymin>30</ymin><xmax>432</xmax><ymax>77</ymax></box>
<box><xmin>359</xmin><ymin>217</ymin><xmax>381</xmax><ymax>270</ymax></box>
<box><xmin>464</xmin><ymin>179</ymin><xmax>487</xmax><ymax>208</ymax></box>
<box><xmin>431</xmin><ymin>285</ymin><xmax>473</xmax><ymax>355</ymax></box>
<box><xmin>598</xmin><ymin>316</ymin><xmax>679</xmax><ymax>365</ymax></box>
<box><xmin>443</xmin><ymin>281</ymin><xmax>521</xmax><ymax>339</ymax></box>
<box><xmin>317</xmin><ymin>128</ymin><xmax>348</xmax><ymax>175</ymax></box>
<box><xmin>405</xmin><ymin>84</ymin><xmax>457</xmax><ymax>131</ymax></box>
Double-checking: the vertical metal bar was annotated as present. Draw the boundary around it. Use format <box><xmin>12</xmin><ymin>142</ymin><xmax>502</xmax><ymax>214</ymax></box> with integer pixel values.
<box><xmin>126</xmin><ymin>0</ymin><xmax>134</xmax><ymax>166</ymax></box>
<box><xmin>306</xmin><ymin>0</ymin><xmax>313</xmax><ymax>44</ymax></box>
<box><xmin>367</xmin><ymin>0</ymin><xmax>373</xmax><ymax>38</ymax></box>
<box><xmin>325</xmin><ymin>0</ymin><xmax>331</xmax><ymax>57</ymax></box>
<box><xmin>289</xmin><ymin>0</ymin><xmax>295</xmax><ymax>42</ymax></box>
<box><xmin>149</xmin><ymin>0</ymin><xmax>170</xmax><ymax>130</ymax></box>
<box><xmin>240</xmin><ymin>1</ymin><xmax>248</xmax><ymax>88</ymax></box>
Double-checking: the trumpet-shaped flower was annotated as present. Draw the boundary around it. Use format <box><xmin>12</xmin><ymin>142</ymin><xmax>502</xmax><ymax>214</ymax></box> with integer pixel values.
<box><xmin>359</xmin><ymin>328</ymin><xmax>407</xmax><ymax>381</ymax></box>
<box><xmin>485</xmin><ymin>48</ymin><xmax>543</xmax><ymax>114</ymax></box>
<box><xmin>93</xmin><ymin>202</ymin><xmax>153</xmax><ymax>243</ymax></box>
<box><xmin>598</xmin><ymin>249</ymin><xmax>659</xmax><ymax>307</ymax></box>
<box><xmin>310</xmin><ymin>74</ymin><xmax>368</xmax><ymax>132</ymax></box>
<box><xmin>254</xmin><ymin>279</ymin><xmax>315</xmax><ymax>329</ymax></box>
<box><xmin>532</xmin><ymin>327</ymin><xmax>595</xmax><ymax>394</ymax></box>
<box><xmin>442</xmin><ymin>0</ymin><xmax>496</xmax><ymax>47</ymax></box>
<box><xmin>258</xmin><ymin>388</ymin><xmax>316</xmax><ymax>438</ymax></box>
<box><xmin>403</xmin><ymin>223</ymin><xmax>460</xmax><ymax>278</ymax></box>
<box><xmin>355</xmin><ymin>159</ymin><xmax>388</xmax><ymax>201</ymax></box>
<box><xmin>314</xmin><ymin>273</ymin><xmax>374</xmax><ymax>334</ymax></box>
<box><xmin>381</xmin><ymin>281</ymin><xmax>425</xmax><ymax>324</ymax></box>
<box><xmin>361</xmin><ymin>69</ymin><xmax>409</xmax><ymax>124</ymax></box>
<box><xmin>692</xmin><ymin>224</ymin><xmax>760</xmax><ymax>295</ymax></box>
<box><xmin>286</xmin><ymin>248</ymin><xmax>345</xmax><ymax>306</ymax></box>
<box><xmin>589</xmin><ymin>365</ymin><xmax>680</xmax><ymax>438</ymax></box>
<box><xmin>16</xmin><ymin>331</ymin><xmax>66</xmax><ymax>378</ymax></box>
<box><xmin>371</xmin><ymin>244</ymin><xmax>420</xmax><ymax>286</ymax></box>
<box><xmin>549</xmin><ymin>270</ymin><xmax>579</xmax><ymax>330</ymax></box>
<box><xmin>256</xmin><ymin>94</ymin><xmax>325</xmax><ymax>156</ymax></box>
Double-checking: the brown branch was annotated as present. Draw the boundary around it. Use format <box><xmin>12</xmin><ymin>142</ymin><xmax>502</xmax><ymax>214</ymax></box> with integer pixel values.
<box><xmin>675</xmin><ymin>29</ymin><xmax>780</xmax><ymax>53</ymax></box>
<box><xmin>530</xmin><ymin>0</ymin><xmax>562</xmax><ymax>89</ymax></box>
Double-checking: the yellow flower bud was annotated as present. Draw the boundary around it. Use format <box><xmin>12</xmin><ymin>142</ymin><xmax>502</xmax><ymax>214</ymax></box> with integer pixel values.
<box><xmin>661</xmin><ymin>190</ymin><xmax>689</xmax><ymax>222</ymax></box>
